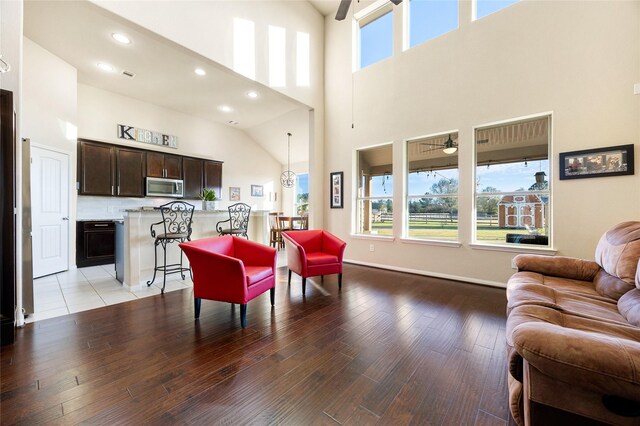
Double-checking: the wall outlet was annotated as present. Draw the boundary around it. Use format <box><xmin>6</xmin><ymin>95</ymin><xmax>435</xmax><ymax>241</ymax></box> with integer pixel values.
<box><xmin>511</xmin><ymin>257</ymin><xmax>518</xmax><ymax>269</ymax></box>
<box><xmin>369</xmin><ymin>244</ymin><xmax>375</xmax><ymax>252</ymax></box>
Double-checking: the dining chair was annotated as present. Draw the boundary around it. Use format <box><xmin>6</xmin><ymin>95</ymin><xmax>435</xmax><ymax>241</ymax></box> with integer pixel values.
<box><xmin>268</xmin><ymin>212</ymin><xmax>284</xmax><ymax>250</ymax></box>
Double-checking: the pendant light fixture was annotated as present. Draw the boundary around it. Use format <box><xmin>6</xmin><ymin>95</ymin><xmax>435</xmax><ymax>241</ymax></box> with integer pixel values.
<box><xmin>280</xmin><ymin>132</ymin><xmax>296</xmax><ymax>188</ymax></box>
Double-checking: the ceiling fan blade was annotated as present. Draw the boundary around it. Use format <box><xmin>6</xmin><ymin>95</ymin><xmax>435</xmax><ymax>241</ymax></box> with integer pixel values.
<box><xmin>477</xmin><ymin>139</ymin><xmax>489</xmax><ymax>144</ymax></box>
<box><xmin>390</xmin><ymin>0</ymin><xmax>403</xmax><ymax>5</ymax></box>
<box><xmin>335</xmin><ymin>0</ymin><xmax>352</xmax><ymax>21</ymax></box>
<box><xmin>420</xmin><ymin>142</ymin><xmax>444</xmax><ymax>147</ymax></box>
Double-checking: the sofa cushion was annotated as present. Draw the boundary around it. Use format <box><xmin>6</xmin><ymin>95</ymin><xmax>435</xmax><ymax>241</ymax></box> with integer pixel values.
<box><xmin>507</xmin><ymin>271</ymin><xmax>601</xmax><ymax>299</ymax></box>
<box><xmin>306</xmin><ymin>252</ymin><xmax>339</xmax><ymax>266</ymax></box>
<box><xmin>618</xmin><ymin>289</ymin><xmax>640</xmax><ymax>327</ymax></box>
<box><xmin>507</xmin><ymin>282</ymin><xmax>627</xmax><ymax>324</ymax></box>
<box><xmin>594</xmin><ymin>221</ymin><xmax>640</xmax><ymax>293</ymax></box>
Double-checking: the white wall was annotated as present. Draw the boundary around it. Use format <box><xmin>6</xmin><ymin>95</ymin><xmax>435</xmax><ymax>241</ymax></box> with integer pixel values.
<box><xmin>77</xmin><ymin>83</ymin><xmax>284</xmax><ymax>213</ymax></box>
<box><xmin>324</xmin><ymin>1</ymin><xmax>640</xmax><ymax>286</ymax></box>
<box><xmin>91</xmin><ymin>0</ymin><xmax>326</xmax><ymax>228</ymax></box>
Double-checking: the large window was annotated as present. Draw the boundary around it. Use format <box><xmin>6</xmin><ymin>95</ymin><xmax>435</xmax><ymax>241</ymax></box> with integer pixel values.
<box><xmin>474</xmin><ymin>116</ymin><xmax>551</xmax><ymax>246</ymax></box>
<box><xmin>356</xmin><ymin>144</ymin><xmax>393</xmax><ymax>235</ymax></box>
<box><xmin>295</xmin><ymin>173</ymin><xmax>309</xmax><ymax>215</ymax></box>
<box><xmin>359</xmin><ymin>8</ymin><xmax>393</xmax><ymax>69</ymax></box>
<box><xmin>406</xmin><ymin>133</ymin><xmax>459</xmax><ymax>240</ymax></box>
<box><xmin>409</xmin><ymin>0</ymin><xmax>458</xmax><ymax>48</ymax></box>
<box><xmin>475</xmin><ymin>0</ymin><xmax>519</xmax><ymax>20</ymax></box>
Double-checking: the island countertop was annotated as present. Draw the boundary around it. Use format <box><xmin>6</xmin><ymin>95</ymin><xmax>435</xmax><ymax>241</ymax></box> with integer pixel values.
<box><xmin>121</xmin><ymin>209</ymin><xmax>270</xmax><ymax>287</ymax></box>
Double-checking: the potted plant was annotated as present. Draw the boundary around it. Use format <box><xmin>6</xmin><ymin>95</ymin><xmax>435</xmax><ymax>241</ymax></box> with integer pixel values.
<box><xmin>199</xmin><ymin>188</ymin><xmax>218</xmax><ymax>211</ymax></box>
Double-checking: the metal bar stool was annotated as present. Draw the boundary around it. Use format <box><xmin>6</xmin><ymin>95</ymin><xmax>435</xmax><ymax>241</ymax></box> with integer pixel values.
<box><xmin>146</xmin><ymin>201</ymin><xmax>195</xmax><ymax>293</ymax></box>
<box><xmin>216</xmin><ymin>203</ymin><xmax>251</xmax><ymax>239</ymax></box>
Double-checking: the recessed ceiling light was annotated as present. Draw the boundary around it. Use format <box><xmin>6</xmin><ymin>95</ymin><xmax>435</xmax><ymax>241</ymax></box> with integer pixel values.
<box><xmin>112</xmin><ymin>33</ymin><xmax>131</xmax><ymax>44</ymax></box>
<box><xmin>194</xmin><ymin>68</ymin><xmax>206</xmax><ymax>76</ymax></box>
<box><xmin>97</xmin><ymin>62</ymin><xmax>115</xmax><ymax>72</ymax></box>
<box><xmin>246</xmin><ymin>91</ymin><xmax>259</xmax><ymax>99</ymax></box>
<box><xmin>219</xmin><ymin>105</ymin><xmax>233</xmax><ymax>113</ymax></box>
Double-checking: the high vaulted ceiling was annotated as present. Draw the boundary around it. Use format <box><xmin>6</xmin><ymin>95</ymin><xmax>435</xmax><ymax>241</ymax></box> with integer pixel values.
<box><xmin>23</xmin><ymin>0</ymin><xmax>310</xmax><ymax>165</ymax></box>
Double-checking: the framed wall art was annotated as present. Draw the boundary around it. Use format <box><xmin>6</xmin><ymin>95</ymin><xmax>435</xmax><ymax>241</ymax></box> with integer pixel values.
<box><xmin>330</xmin><ymin>171</ymin><xmax>344</xmax><ymax>209</ymax></box>
<box><xmin>229</xmin><ymin>187</ymin><xmax>241</xmax><ymax>201</ymax></box>
<box><xmin>251</xmin><ymin>184</ymin><xmax>264</xmax><ymax>197</ymax></box>
<box><xmin>560</xmin><ymin>144</ymin><xmax>634</xmax><ymax>180</ymax></box>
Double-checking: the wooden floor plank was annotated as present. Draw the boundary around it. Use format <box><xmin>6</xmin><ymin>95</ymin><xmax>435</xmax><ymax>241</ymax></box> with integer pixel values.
<box><xmin>0</xmin><ymin>264</ymin><xmax>508</xmax><ymax>425</ymax></box>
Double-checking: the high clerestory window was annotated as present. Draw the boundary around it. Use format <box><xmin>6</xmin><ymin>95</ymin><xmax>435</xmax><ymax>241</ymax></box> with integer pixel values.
<box><xmin>409</xmin><ymin>0</ymin><xmax>458</xmax><ymax>47</ymax></box>
<box><xmin>474</xmin><ymin>115</ymin><xmax>551</xmax><ymax>246</ymax></box>
<box><xmin>406</xmin><ymin>132</ymin><xmax>459</xmax><ymax>240</ymax></box>
<box><xmin>358</xmin><ymin>6</ymin><xmax>394</xmax><ymax>69</ymax></box>
<box><xmin>474</xmin><ymin>0</ymin><xmax>519</xmax><ymax>20</ymax></box>
<box><xmin>356</xmin><ymin>144</ymin><xmax>394</xmax><ymax>235</ymax></box>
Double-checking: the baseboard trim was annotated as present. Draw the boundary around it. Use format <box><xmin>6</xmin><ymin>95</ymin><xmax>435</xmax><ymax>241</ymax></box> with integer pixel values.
<box><xmin>343</xmin><ymin>258</ymin><xmax>507</xmax><ymax>289</ymax></box>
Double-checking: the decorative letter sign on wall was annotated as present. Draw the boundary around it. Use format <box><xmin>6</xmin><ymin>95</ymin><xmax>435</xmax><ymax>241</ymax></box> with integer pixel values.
<box><xmin>117</xmin><ymin>124</ymin><xmax>178</xmax><ymax>149</ymax></box>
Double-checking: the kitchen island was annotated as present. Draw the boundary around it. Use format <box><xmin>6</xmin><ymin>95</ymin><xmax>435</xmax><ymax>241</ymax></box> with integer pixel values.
<box><xmin>121</xmin><ymin>208</ymin><xmax>269</xmax><ymax>287</ymax></box>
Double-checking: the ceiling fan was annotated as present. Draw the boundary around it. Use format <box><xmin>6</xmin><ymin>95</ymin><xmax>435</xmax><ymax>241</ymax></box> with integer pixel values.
<box><xmin>335</xmin><ymin>0</ymin><xmax>403</xmax><ymax>21</ymax></box>
<box><xmin>420</xmin><ymin>134</ymin><xmax>459</xmax><ymax>155</ymax></box>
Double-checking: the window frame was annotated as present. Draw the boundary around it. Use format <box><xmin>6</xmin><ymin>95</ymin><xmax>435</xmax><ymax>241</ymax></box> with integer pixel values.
<box><xmin>353</xmin><ymin>142</ymin><xmax>395</xmax><ymax>238</ymax></box>
<box><xmin>472</xmin><ymin>113</ymin><xmax>554</xmax><ymax>249</ymax></box>
<box><xmin>404</xmin><ymin>131</ymin><xmax>460</xmax><ymax>243</ymax></box>
<box><xmin>354</xmin><ymin>1</ymin><xmax>395</xmax><ymax>71</ymax></box>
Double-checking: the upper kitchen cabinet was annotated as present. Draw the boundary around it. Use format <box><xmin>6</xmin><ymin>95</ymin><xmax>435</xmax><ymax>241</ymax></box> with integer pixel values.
<box><xmin>147</xmin><ymin>151</ymin><xmax>182</xmax><ymax>179</ymax></box>
<box><xmin>115</xmin><ymin>148</ymin><xmax>146</xmax><ymax>197</ymax></box>
<box><xmin>182</xmin><ymin>157</ymin><xmax>204</xmax><ymax>199</ymax></box>
<box><xmin>78</xmin><ymin>140</ymin><xmax>115</xmax><ymax>196</ymax></box>
<box><xmin>204</xmin><ymin>160</ymin><xmax>223</xmax><ymax>197</ymax></box>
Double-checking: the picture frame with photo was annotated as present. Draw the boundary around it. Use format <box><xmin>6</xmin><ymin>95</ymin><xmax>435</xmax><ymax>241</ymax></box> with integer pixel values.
<box><xmin>229</xmin><ymin>187</ymin><xmax>241</xmax><ymax>201</ymax></box>
<box><xmin>330</xmin><ymin>171</ymin><xmax>344</xmax><ymax>209</ymax></box>
<box><xmin>559</xmin><ymin>144</ymin><xmax>634</xmax><ymax>180</ymax></box>
<box><xmin>251</xmin><ymin>184</ymin><xmax>264</xmax><ymax>197</ymax></box>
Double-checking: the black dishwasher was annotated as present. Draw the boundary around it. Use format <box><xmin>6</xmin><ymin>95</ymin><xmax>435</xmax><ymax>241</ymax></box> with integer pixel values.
<box><xmin>76</xmin><ymin>221</ymin><xmax>115</xmax><ymax>267</ymax></box>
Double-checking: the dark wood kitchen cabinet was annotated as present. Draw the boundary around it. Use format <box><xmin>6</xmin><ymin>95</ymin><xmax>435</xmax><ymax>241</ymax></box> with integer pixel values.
<box><xmin>183</xmin><ymin>157</ymin><xmax>204</xmax><ymax>199</ymax></box>
<box><xmin>115</xmin><ymin>148</ymin><xmax>145</xmax><ymax>197</ymax></box>
<box><xmin>78</xmin><ymin>140</ymin><xmax>115</xmax><ymax>196</ymax></box>
<box><xmin>204</xmin><ymin>160</ymin><xmax>222</xmax><ymax>197</ymax></box>
<box><xmin>147</xmin><ymin>152</ymin><xmax>182</xmax><ymax>179</ymax></box>
<box><xmin>76</xmin><ymin>221</ymin><xmax>115</xmax><ymax>267</ymax></box>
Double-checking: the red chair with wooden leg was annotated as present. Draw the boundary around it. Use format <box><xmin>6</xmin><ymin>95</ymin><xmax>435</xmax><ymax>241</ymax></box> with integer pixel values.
<box><xmin>179</xmin><ymin>236</ymin><xmax>276</xmax><ymax>328</ymax></box>
<box><xmin>282</xmin><ymin>230</ymin><xmax>347</xmax><ymax>296</ymax></box>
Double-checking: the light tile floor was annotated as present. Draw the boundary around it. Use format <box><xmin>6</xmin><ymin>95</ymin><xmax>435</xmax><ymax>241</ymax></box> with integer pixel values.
<box><xmin>28</xmin><ymin>264</ymin><xmax>193</xmax><ymax>323</ymax></box>
<box><xmin>28</xmin><ymin>249</ymin><xmax>288</xmax><ymax>323</ymax></box>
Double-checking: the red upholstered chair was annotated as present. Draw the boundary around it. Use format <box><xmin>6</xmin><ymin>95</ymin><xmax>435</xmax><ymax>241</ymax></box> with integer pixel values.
<box><xmin>179</xmin><ymin>236</ymin><xmax>276</xmax><ymax>328</ymax></box>
<box><xmin>282</xmin><ymin>230</ymin><xmax>347</xmax><ymax>295</ymax></box>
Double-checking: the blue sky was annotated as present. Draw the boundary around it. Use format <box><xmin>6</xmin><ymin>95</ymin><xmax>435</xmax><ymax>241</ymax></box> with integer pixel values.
<box><xmin>410</xmin><ymin>0</ymin><xmax>458</xmax><ymax>47</ymax></box>
<box><xmin>476</xmin><ymin>0</ymin><xmax>519</xmax><ymax>19</ymax></box>
<box><xmin>360</xmin><ymin>11</ymin><xmax>393</xmax><ymax>68</ymax></box>
<box><xmin>296</xmin><ymin>173</ymin><xmax>309</xmax><ymax>195</ymax></box>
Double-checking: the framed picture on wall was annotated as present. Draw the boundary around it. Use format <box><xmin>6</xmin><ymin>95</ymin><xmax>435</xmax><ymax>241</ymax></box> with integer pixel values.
<box><xmin>559</xmin><ymin>144</ymin><xmax>634</xmax><ymax>180</ymax></box>
<box><xmin>330</xmin><ymin>171</ymin><xmax>343</xmax><ymax>209</ymax></box>
<box><xmin>229</xmin><ymin>187</ymin><xmax>241</xmax><ymax>201</ymax></box>
<box><xmin>251</xmin><ymin>184</ymin><xmax>264</xmax><ymax>197</ymax></box>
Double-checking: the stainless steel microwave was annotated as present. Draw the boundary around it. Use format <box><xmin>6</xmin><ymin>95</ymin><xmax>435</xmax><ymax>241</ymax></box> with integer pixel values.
<box><xmin>146</xmin><ymin>177</ymin><xmax>184</xmax><ymax>198</ymax></box>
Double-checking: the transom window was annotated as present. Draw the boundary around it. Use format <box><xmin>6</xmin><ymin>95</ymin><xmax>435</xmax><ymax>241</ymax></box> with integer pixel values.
<box><xmin>406</xmin><ymin>132</ymin><xmax>459</xmax><ymax>240</ymax></box>
<box><xmin>474</xmin><ymin>115</ymin><xmax>551</xmax><ymax>246</ymax></box>
<box><xmin>409</xmin><ymin>0</ymin><xmax>458</xmax><ymax>48</ymax></box>
<box><xmin>356</xmin><ymin>144</ymin><xmax>394</xmax><ymax>235</ymax></box>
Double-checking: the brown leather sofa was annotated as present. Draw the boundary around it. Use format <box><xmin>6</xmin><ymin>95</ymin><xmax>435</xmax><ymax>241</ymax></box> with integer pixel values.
<box><xmin>505</xmin><ymin>221</ymin><xmax>640</xmax><ymax>425</ymax></box>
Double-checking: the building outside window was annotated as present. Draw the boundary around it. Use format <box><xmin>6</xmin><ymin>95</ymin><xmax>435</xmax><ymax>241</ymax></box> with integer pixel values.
<box><xmin>359</xmin><ymin>7</ymin><xmax>393</xmax><ymax>69</ymax></box>
<box><xmin>406</xmin><ymin>132</ymin><xmax>459</xmax><ymax>240</ymax></box>
<box><xmin>475</xmin><ymin>0</ymin><xmax>519</xmax><ymax>20</ymax></box>
<box><xmin>474</xmin><ymin>115</ymin><xmax>551</xmax><ymax>246</ymax></box>
<box><xmin>356</xmin><ymin>144</ymin><xmax>393</xmax><ymax>235</ymax></box>
<box><xmin>409</xmin><ymin>0</ymin><xmax>458</xmax><ymax>48</ymax></box>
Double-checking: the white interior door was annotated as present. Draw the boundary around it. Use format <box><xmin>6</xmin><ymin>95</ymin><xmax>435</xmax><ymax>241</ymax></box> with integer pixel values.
<box><xmin>31</xmin><ymin>146</ymin><xmax>69</xmax><ymax>278</ymax></box>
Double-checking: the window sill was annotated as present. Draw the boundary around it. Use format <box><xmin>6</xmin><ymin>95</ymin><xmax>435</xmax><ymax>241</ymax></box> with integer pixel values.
<box><xmin>350</xmin><ymin>234</ymin><xmax>395</xmax><ymax>242</ymax></box>
<box><xmin>469</xmin><ymin>243</ymin><xmax>557</xmax><ymax>255</ymax></box>
<box><xmin>400</xmin><ymin>238</ymin><xmax>462</xmax><ymax>248</ymax></box>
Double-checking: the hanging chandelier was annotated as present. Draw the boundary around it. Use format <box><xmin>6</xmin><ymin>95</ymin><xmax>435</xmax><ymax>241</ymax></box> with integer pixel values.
<box><xmin>280</xmin><ymin>132</ymin><xmax>296</xmax><ymax>188</ymax></box>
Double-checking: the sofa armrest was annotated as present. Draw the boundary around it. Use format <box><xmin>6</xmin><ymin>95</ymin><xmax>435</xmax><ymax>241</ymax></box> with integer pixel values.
<box><xmin>514</xmin><ymin>254</ymin><xmax>600</xmax><ymax>281</ymax></box>
<box><xmin>233</xmin><ymin>237</ymin><xmax>277</xmax><ymax>269</ymax></box>
<box><xmin>282</xmin><ymin>233</ymin><xmax>306</xmax><ymax>276</ymax></box>
<box><xmin>322</xmin><ymin>232</ymin><xmax>347</xmax><ymax>262</ymax></box>
<box><xmin>512</xmin><ymin>322</ymin><xmax>640</xmax><ymax>401</ymax></box>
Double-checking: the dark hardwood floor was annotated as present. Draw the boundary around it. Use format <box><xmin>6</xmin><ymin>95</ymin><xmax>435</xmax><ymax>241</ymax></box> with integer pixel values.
<box><xmin>1</xmin><ymin>264</ymin><xmax>511</xmax><ymax>425</ymax></box>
